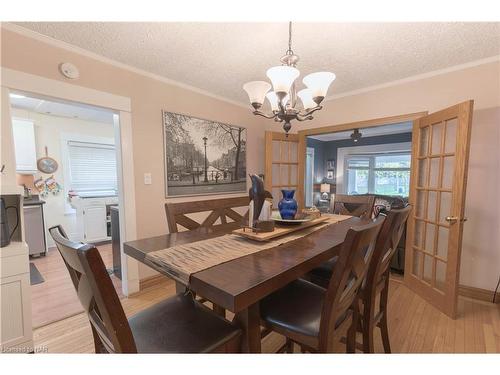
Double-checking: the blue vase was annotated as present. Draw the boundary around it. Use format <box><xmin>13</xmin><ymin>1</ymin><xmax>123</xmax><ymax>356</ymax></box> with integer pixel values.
<box><xmin>278</xmin><ymin>189</ymin><xmax>298</xmax><ymax>220</ymax></box>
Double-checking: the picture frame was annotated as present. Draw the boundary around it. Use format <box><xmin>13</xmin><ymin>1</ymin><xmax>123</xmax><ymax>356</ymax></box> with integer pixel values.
<box><xmin>163</xmin><ymin>111</ymin><xmax>247</xmax><ymax>197</ymax></box>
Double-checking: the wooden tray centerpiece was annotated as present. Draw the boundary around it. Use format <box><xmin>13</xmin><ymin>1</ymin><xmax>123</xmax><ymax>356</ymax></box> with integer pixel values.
<box><xmin>233</xmin><ymin>214</ymin><xmax>330</xmax><ymax>242</ymax></box>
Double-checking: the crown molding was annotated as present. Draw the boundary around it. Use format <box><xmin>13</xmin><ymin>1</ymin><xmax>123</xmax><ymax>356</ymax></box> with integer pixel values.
<box><xmin>3</xmin><ymin>23</ymin><xmax>499</xmax><ymax>108</ymax></box>
<box><xmin>1</xmin><ymin>22</ymin><xmax>249</xmax><ymax>109</ymax></box>
<box><xmin>325</xmin><ymin>55</ymin><xmax>500</xmax><ymax>102</ymax></box>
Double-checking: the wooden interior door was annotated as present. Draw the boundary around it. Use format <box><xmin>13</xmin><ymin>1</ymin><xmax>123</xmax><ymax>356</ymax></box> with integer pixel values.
<box><xmin>264</xmin><ymin>132</ymin><xmax>301</xmax><ymax>209</ymax></box>
<box><xmin>405</xmin><ymin>100</ymin><xmax>473</xmax><ymax>319</ymax></box>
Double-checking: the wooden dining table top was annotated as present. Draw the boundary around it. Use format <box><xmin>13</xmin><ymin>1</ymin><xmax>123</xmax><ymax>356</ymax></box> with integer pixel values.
<box><xmin>124</xmin><ymin>216</ymin><xmax>365</xmax><ymax>313</ymax></box>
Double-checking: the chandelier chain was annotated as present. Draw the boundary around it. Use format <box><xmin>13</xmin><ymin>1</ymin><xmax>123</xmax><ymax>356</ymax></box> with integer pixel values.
<box><xmin>287</xmin><ymin>21</ymin><xmax>292</xmax><ymax>54</ymax></box>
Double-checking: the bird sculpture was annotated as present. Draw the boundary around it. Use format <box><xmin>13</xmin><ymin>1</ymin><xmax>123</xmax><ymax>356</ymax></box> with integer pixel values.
<box><xmin>248</xmin><ymin>174</ymin><xmax>273</xmax><ymax>227</ymax></box>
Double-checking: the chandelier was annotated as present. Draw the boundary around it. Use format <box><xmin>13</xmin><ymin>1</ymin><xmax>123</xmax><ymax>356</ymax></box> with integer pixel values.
<box><xmin>243</xmin><ymin>22</ymin><xmax>336</xmax><ymax>134</ymax></box>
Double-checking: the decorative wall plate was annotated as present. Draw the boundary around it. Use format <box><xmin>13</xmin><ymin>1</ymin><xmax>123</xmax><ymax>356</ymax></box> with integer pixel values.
<box><xmin>37</xmin><ymin>146</ymin><xmax>58</xmax><ymax>174</ymax></box>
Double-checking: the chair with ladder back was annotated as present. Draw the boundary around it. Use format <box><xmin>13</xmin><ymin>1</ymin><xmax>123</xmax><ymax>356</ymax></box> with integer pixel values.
<box><xmin>259</xmin><ymin>216</ymin><xmax>385</xmax><ymax>353</ymax></box>
<box><xmin>49</xmin><ymin>225</ymin><xmax>241</xmax><ymax>353</ymax></box>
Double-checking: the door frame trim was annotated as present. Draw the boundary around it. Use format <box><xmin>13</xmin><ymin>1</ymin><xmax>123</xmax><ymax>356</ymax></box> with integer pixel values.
<box><xmin>296</xmin><ymin>111</ymin><xmax>429</xmax><ymax>208</ymax></box>
<box><xmin>1</xmin><ymin>67</ymin><xmax>140</xmax><ymax>297</ymax></box>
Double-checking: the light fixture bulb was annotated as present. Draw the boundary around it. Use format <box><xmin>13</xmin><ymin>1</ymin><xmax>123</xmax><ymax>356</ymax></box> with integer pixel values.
<box><xmin>266</xmin><ymin>66</ymin><xmax>300</xmax><ymax>96</ymax></box>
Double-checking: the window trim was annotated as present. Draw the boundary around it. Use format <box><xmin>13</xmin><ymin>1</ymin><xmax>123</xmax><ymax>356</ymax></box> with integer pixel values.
<box><xmin>344</xmin><ymin>152</ymin><xmax>411</xmax><ymax>196</ymax></box>
<box><xmin>336</xmin><ymin>142</ymin><xmax>412</xmax><ymax>195</ymax></box>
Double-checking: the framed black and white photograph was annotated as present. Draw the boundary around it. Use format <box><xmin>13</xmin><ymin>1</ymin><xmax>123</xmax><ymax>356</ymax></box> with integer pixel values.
<box><xmin>163</xmin><ymin>111</ymin><xmax>247</xmax><ymax>197</ymax></box>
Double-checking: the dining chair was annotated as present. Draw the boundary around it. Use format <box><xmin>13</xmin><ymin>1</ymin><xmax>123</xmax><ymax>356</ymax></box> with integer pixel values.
<box><xmin>259</xmin><ymin>216</ymin><xmax>385</xmax><ymax>353</ymax></box>
<box><xmin>330</xmin><ymin>194</ymin><xmax>375</xmax><ymax>219</ymax></box>
<box><xmin>49</xmin><ymin>225</ymin><xmax>241</xmax><ymax>353</ymax></box>
<box><xmin>307</xmin><ymin>206</ymin><xmax>411</xmax><ymax>353</ymax></box>
<box><xmin>164</xmin><ymin>196</ymin><xmax>249</xmax><ymax>233</ymax></box>
<box><xmin>164</xmin><ymin>196</ymin><xmax>250</xmax><ymax>315</ymax></box>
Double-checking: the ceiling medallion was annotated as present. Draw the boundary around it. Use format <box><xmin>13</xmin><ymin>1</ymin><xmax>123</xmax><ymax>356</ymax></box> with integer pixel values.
<box><xmin>243</xmin><ymin>22</ymin><xmax>335</xmax><ymax>135</ymax></box>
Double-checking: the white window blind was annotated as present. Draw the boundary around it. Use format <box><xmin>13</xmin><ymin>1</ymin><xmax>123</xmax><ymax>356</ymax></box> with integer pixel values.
<box><xmin>345</xmin><ymin>152</ymin><xmax>411</xmax><ymax>197</ymax></box>
<box><xmin>67</xmin><ymin>140</ymin><xmax>117</xmax><ymax>194</ymax></box>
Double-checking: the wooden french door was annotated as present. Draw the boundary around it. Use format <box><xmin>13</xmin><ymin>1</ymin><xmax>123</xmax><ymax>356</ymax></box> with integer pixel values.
<box><xmin>405</xmin><ymin>100</ymin><xmax>474</xmax><ymax>319</ymax></box>
<box><xmin>264</xmin><ymin>132</ymin><xmax>302</xmax><ymax>209</ymax></box>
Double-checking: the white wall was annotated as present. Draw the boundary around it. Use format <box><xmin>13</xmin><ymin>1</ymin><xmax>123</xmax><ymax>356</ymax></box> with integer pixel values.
<box><xmin>12</xmin><ymin>108</ymin><xmax>115</xmax><ymax>246</ymax></box>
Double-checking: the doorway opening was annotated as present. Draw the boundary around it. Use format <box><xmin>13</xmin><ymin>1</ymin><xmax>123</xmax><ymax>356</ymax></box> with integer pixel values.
<box><xmin>304</xmin><ymin>121</ymin><xmax>413</xmax><ymax>274</ymax></box>
<box><xmin>10</xmin><ymin>91</ymin><xmax>124</xmax><ymax>327</ymax></box>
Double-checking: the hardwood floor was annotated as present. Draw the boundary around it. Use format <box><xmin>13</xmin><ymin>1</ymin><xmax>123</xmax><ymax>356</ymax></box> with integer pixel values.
<box><xmin>30</xmin><ymin>244</ymin><xmax>122</xmax><ymax>328</ymax></box>
<box><xmin>32</xmin><ymin>275</ymin><xmax>500</xmax><ymax>353</ymax></box>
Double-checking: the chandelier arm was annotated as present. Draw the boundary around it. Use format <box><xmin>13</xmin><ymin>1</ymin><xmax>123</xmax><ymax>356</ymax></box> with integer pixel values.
<box><xmin>252</xmin><ymin>110</ymin><xmax>278</xmax><ymax>119</ymax></box>
<box><xmin>295</xmin><ymin>115</ymin><xmax>314</xmax><ymax>122</ymax></box>
<box><xmin>298</xmin><ymin>105</ymin><xmax>323</xmax><ymax>118</ymax></box>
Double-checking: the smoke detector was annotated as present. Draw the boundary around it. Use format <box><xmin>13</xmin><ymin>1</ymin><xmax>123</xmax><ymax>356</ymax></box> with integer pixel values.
<box><xmin>59</xmin><ymin>62</ymin><xmax>80</xmax><ymax>79</ymax></box>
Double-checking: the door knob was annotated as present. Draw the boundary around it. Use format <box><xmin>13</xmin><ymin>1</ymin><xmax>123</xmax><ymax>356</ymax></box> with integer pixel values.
<box><xmin>445</xmin><ymin>216</ymin><xmax>458</xmax><ymax>223</ymax></box>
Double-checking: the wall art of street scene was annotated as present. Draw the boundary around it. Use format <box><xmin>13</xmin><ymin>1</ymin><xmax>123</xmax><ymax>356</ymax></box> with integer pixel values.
<box><xmin>163</xmin><ymin>111</ymin><xmax>247</xmax><ymax>197</ymax></box>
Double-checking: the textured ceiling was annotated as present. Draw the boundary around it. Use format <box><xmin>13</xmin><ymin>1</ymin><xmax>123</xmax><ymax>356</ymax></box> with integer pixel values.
<box><xmin>10</xmin><ymin>92</ymin><xmax>115</xmax><ymax>124</ymax></box>
<box><xmin>13</xmin><ymin>22</ymin><xmax>500</xmax><ymax>105</ymax></box>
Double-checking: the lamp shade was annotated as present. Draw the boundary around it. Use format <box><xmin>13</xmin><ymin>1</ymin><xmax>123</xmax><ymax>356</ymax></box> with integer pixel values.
<box><xmin>265</xmin><ymin>91</ymin><xmax>279</xmax><ymax>111</ymax></box>
<box><xmin>297</xmin><ymin>89</ymin><xmax>316</xmax><ymax>110</ymax></box>
<box><xmin>266</xmin><ymin>66</ymin><xmax>300</xmax><ymax>95</ymax></box>
<box><xmin>243</xmin><ymin>81</ymin><xmax>271</xmax><ymax>108</ymax></box>
<box><xmin>320</xmin><ymin>183</ymin><xmax>331</xmax><ymax>193</ymax></box>
<box><xmin>302</xmin><ymin>72</ymin><xmax>336</xmax><ymax>101</ymax></box>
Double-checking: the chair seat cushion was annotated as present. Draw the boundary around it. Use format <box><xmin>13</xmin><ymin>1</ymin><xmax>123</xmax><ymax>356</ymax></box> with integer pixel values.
<box><xmin>128</xmin><ymin>294</ymin><xmax>240</xmax><ymax>353</ymax></box>
<box><xmin>310</xmin><ymin>256</ymin><xmax>338</xmax><ymax>281</ymax></box>
<box><xmin>260</xmin><ymin>279</ymin><xmax>326</xmax><ymax>337</ymax></box>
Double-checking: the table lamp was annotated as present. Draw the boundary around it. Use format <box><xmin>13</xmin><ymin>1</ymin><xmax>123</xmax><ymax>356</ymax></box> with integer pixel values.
<box><xmin>320</xmin><ymin>183</ymin><xmax>330</xmax><ymax>200</ymax></box>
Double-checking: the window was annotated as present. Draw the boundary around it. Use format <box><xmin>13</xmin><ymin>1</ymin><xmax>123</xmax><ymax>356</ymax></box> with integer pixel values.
<box><xmin>67</xmin><ymin>140</ymin><xmax>117</xmax><ymax>194</ymax></box>
<box><xmin>345</xmin><ymin>153</ymin><xmax>411</xmax><ymax>196</ymax></box>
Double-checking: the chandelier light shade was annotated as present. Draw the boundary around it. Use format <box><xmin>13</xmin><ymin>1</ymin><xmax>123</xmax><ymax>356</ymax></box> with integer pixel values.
<box><xmin>243</xmin><ymin>81</ymin><xmax>271</xmax><ymax>109</ymax></box>
<box><xmin>303</xmin><ymin>72</ymin><xmax>336</xmax><ymax>103</ymax></box>
<box><xmin>242</xmin><ymin>22</ymin><xmax>335</xmax><ymax>134</ymax></box>
<box><xmin>266</xmin><ymin>66</ymin><xmax>300</xmax><ymax>97</ymax></box>
<box><xmin>265</xmin><ymin>91</ymin><xmax>280</xmax><ymax>111</ymax></box>
<box><xmin>297</xmin><ymin>89</ymin><xmax>316</xmax><ymax>110</ymax></box>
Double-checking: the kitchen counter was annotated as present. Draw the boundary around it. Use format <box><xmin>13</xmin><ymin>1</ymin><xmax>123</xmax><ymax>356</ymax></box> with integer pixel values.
<box><xmin>23</xmin><ymin>198</ymin><xmax>46</xmax><ymax>206</ymax></box>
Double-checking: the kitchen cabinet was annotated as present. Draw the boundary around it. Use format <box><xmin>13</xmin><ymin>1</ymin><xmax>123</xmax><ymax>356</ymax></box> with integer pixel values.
<box><xmin>83</xmin><ymin>203</ymin><xmax>107</xmax><ymax>242</ymax></box>
<box><xmin>0</xmin><ymin>194</ymin><xmax>33</xmax><ymax>353</ymax></box>
<box><xmin>12</xmin><ymin>118</ymin><xmax>37</xmax><ymax>174</ymax></box>
<box><xmin>71</xmin><ymin>196</ymin><xmax>118</xmax><ymax>243</ymax></box>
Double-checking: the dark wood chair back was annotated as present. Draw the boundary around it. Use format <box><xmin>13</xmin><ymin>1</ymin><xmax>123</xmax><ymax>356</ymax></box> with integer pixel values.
<box><xmin>368</xmin><ymin>206</ymin><xmax>411</xmax><ymax>288</ymax></box>
<box><xmin>49</xmin><ymin>225</ymin><xmax>137</xmax><ymax>353</ymax></box>
<box><xmin>330</xmin><ymin>194</ymin><xmax>375</xmax><ymax>219</ymax></box>
<box><xmin>165</xmin><ymin>196</ymin><xmax>249</xmax><ymax>233</ymax></box>
<box><xmin>318</xmin><ymin>216</ymin><xmax>384</xmax><ymax>351</ymax></box>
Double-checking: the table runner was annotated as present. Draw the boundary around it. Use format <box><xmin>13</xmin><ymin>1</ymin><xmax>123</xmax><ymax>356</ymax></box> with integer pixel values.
<box><xmin>146</xmin><ymin>214</ymin><xmax>352</xmax><ymax>285</ymax></box>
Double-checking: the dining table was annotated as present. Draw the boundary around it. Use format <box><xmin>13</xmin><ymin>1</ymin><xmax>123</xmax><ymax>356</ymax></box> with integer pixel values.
<box><xmin>124</xmin><ymin>215</ymin><xmax>366</xmax><ymax>353</ymax></box>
